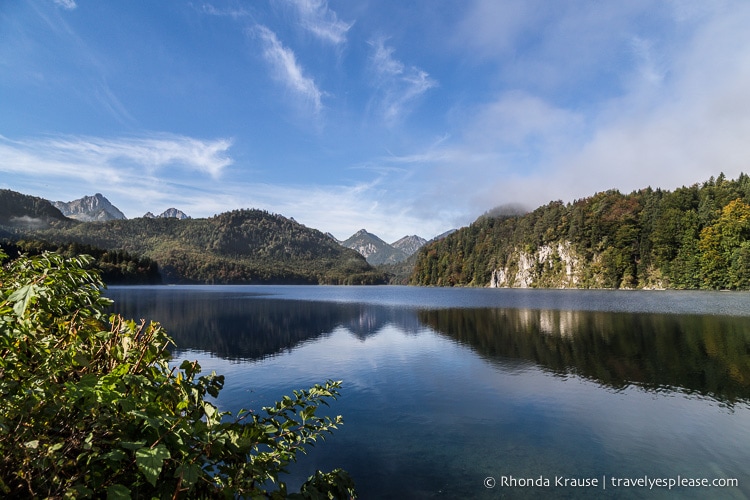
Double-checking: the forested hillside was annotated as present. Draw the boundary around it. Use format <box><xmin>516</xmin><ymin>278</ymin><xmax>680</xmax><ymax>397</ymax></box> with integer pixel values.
<box><xmin>36</xmin><ymin>209</ymin><xmax>384</xmax><ymax>284</ymax></box>
<box><xmin>0</xmin><ymin>190</ymin><xmax>385</xmax><ymax>284</ymax></box>
<box><xmin>411</xmin><ymin>173</ymin><xmax>750</xmax><ymax>289</ymax></box>
<box><xmin>0</xmin><ymin>189</ymin><xmax>70</xmax><ymax>228</ymax></box>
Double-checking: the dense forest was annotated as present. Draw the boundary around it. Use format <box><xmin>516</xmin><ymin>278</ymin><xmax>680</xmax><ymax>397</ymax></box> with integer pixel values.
<box><xmin>1</xmin><ymin>240</ymin><xmax>161</xmax><ymax>284</ymax></box>
<box><xmin>0</xmin><ymin>190</ymin><xmax>386</xmax><ymax>285</ymax></box>
<box><xmin>411</xmin><ymin>173</ymin><xmax>750</xmax><ymax>289</ymax></box>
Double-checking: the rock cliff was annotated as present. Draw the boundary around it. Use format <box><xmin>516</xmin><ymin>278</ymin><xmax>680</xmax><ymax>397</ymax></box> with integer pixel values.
<box><xmin>489</xmin><ymin>241</ymin><xmax>583</xmax><ymax>288</ymax></box>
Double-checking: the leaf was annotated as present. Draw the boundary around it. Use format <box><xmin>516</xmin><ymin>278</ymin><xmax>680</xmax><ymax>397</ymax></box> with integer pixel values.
<box><xmin>8</xmin><ymin>284</ymin><xmax>36</xmax><ymax>316</ymax></box>
<box><xmin>174</xmin><ymin>463</ymin><xmax>201</xmax><ymax>488</ymax></box>
<box><xmin>135</xmin><ymin>444</ymin><xmax>170</xmax><ymax>486</ymax></box>
<box><xmin>107</xmin><ymin>484</ymin><xmax>132</xmax><ymax>500</ymax></box>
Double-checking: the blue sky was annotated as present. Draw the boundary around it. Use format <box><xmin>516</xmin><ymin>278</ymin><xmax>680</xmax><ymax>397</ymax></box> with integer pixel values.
<box><xmin>3</xmin><ymin>1</ymin><xmax>750</xmax><ymax>242</ymax></box>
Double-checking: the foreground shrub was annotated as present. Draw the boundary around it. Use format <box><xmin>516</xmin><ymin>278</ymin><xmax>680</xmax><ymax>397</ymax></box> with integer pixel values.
<box><xmin>0</xmin><ymin>250</ymin><xmax>355</xmax><ymax>498</ymax></box>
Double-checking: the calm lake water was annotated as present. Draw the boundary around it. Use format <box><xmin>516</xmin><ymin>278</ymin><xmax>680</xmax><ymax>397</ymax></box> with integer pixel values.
<box><xmin>105</xmin><ymin>286</ymin><xmax>750</xmax><ymax>499</ymax></box>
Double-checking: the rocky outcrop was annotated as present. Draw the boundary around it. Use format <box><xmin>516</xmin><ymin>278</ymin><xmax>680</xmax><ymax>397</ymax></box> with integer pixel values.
<box><xmin>489</xmin><ymin>241</ymin><xmax>582</xmax><ymax>288</ymax></box>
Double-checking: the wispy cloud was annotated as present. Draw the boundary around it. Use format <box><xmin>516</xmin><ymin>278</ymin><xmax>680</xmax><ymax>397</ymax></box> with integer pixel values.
<box><xmin>0</xmin><ymin>133</ymin><xmax>233</xmax><ymax>179</ymax></box>
<box><xmin>200</xmin><ymin>3</ymin><xmax>252</xmax><ymax>20</ymax></box>
<box><xmin>254</xmin><ymin>25</ymin><xmax>324</xmax><ymax>112</ymax></box>
<box><xmin>368</xmin><ymin>37</ymin><xmax>436</xmax><ymax>123</ymax></box>
<box><xmin>93</xmin><ymin>79</ymin><xmax>136</xmax><ymax>126</ymax></box>
<box><xmin>53</xmin><ymin>0</ymin><xmax>77</xmax><ymax>10</ymax></box>
<box><xmin>630</xmin><ymin>36</ymin><xmax>666</xmax><ymax>87</ymax></box>
<box><xmin>0</xmin><ymin>133</ymin><xmax>235</xmax><ymax>218</ymax></box>
<box><xmin>285</xmin><ymin>0</ymin><xmax>353</xmax><ymax>45</ymax></box>
<box><xmin>240</xmin><ymin>179</ymin><xmax>451</xmax><ymax>242</ymax></box>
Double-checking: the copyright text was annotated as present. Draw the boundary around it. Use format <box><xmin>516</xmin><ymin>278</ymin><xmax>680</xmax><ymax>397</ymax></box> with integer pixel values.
<box><xmin>483</xmin><ymin>474</ymin><xmax>739</xmax><ymax>490</ymax></box>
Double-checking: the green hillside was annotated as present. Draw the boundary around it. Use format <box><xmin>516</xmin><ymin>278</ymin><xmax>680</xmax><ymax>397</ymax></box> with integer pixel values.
<box><xmin>411</xmin><ymin>173</ymin><xmax>750</xmax><ymax>290</ymax></box>
<box><xmin>0</xmin><ymin>189</ymin><xmax>70</xmax><ymax>229</ymax></box>
<box><xmin>0</xmin><ymin>191</ymin><xmax>385</xmax><ymax>285</ymax></box>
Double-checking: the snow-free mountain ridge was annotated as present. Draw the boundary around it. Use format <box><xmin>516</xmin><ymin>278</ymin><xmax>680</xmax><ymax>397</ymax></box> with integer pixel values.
<box><xmin>143</xmin><ymin>208</ymin><xmax>191</xmax><ymax>220</ymax></box>
<box><xmin>52</xmin><ymin>193</ymin><xmax>126</xmax><ymax>222</ymax></box>
<box><xmin>341</xmin><ymin>229</ymin><xmax>427</xmax><ymax>265</ymax></box>
<box><xmin>50</xmin><ymin>193</ymin><xmax>191</xmax><ymax>221</ymax></box>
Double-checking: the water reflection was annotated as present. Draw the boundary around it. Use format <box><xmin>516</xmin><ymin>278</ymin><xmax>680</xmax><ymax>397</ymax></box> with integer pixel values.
<box><xmin>106</xmin><ymin>288</ymin><xmax>750</xmax><ymax>405</ymax></box>
<box><xmin>419</xmin><ymin>308</ymin><xmax>750</xmax><ymax>405</ymax></box>
<box><xmin>106</xmin><ymin>288</ymin><xmax>422</xmax><ymax>360</ymax></box>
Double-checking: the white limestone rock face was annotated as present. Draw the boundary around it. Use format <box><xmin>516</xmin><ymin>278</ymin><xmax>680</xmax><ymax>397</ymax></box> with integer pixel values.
<box><xmin>489</xmin><ymin>241</ymin><xmax>582</xmax><ymax>288</ymax></box>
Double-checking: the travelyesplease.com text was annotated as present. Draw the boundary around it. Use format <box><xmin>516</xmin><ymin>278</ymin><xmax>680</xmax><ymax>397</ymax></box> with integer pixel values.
<box><xmin>484</xmin><ymin>474</ymin><xmax>739</xmax><ymax>491</ymax></box>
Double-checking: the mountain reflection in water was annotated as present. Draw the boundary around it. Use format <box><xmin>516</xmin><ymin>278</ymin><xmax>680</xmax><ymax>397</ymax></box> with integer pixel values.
<box><xmin>419</xmin><ymin>308</ymin><xmax>750</xmax><ymax>405</ymax></box>
<box><xmin>106</xmin><ymin>288</ymin><xmax>422</xmax><ymax>360</ymax></box>
<box><xmin>106</xmin><ymin>287</ymin><xmax>750</xmax><ymax>405</ymax></box>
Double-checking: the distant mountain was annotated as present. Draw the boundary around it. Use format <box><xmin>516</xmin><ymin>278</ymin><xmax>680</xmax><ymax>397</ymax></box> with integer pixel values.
<box><xmin>52</xmin><ymin>193</ymin><xmax>126</xmax><ymax>222</ymax></box>
<box><xmin>2</xmin><ymin>190</ymin><xmax>386</xmax><ymax>285</ymax></box>
<box><xmin>391</xmin><ymin>235</ymin><xmax>427</xmax><ymax>256</ymax></box>
<box><xmin>143</xmin><ymin>208</ymin><xmax>190</xmax><ymax>220</ymax></box>
<box><xmin>342</xmin><ymin>229</ymin><xmax>409</xmax><ymax>265</ymax></box>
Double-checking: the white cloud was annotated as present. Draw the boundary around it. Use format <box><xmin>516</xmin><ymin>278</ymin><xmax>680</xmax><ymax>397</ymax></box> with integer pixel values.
<box><xmin>0</xmin><ymin>133</ymin><xmax>233</xmax><ymax>180</ymax></box>
<box><xmin>423</xmin><ymin>0</ymin><xmax>750</xmax><ymax>216</ymax></box>
<box><xmin>468</xmin><ymin>91</ymin><xmax>584</xmax><ymax>151</ymax></box>
<box><xmin>368</xmin><ymin>38</ymin><xmax>437</xmax><ymax>123</ymax></box>
<box><xmin>629</xmin><ymin>36</ymin><xmax>667</xmax><ymax>87</ymax></box>
<box><xmin>286</xmin><ymin>0</ymin><xmax>353</xmax><ymax>45</ymax></box>
<box><xmin>255</xmin><ymin>25</ymin><xmax>324</xmax><ymax>112</ymax></box>
<box><xmin>53</xmin><ymin>0</ymin><xmax>77</xmax><ymax>10</ymax></box>
<box><xmin>0</xmin><ymin>133</ymin><xmax>235</xmax><ymax>218</ymax></box>
<box><xmin>200</xmin><ymin>3</ymin><xmax>252</xmax><ymax>19</ymax></box>
<box><xmin>454</xmin><ymin>0</ymin><xmax>543</xmax><ymax>58</ymax></box>
<box><xmin>251</xmin><ymin>180</ymin><xmax>453</xmax><ymax>242</ymax></box>
<box><xmin>0</xmin><ymin>132</ymin><xmax>452</xmax><ymax>240</ymax></box>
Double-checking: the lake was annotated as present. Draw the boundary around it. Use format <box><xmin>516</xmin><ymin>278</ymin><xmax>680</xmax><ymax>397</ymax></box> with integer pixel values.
<box><xmin>105</xmin><ymin>285</ymin><xmax>750</xmax><ymax>499</ymax></box>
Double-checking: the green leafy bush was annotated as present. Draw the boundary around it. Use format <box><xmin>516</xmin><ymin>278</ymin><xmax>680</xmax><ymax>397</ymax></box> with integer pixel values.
<box><xmin>0</xmin><ymin>250</ymin><xmax>355</xmax><ymax>498</ymax></box>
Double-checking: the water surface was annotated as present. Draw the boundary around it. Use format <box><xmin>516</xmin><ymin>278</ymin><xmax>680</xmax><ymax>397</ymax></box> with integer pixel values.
<box><xmin>106</xmin><ymin>286</ymin><xmax>750</xmax><ymax>498</ymax></box>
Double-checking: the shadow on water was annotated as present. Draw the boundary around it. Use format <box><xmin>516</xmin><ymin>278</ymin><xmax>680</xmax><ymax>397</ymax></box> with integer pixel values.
<box><xmin>419</xmin><ymin>308</ymin><xmax>750</xmax><ymax>405</ymax></box>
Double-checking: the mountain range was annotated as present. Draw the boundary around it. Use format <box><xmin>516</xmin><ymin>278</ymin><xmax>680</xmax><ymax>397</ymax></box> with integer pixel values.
<box><xmin>46</xmin><ymin>193</ymin><xmax>433</xmax><ymax>265</ymax></box>
<box><xmin>8</xmin><ymin>174</ymin><xmax>750</xmax><ymax>290</ymax></box>
<box><xmin>52</xmin><ymin>193</ymin><xmax>190</xmax><ymax>221</ymax></box>
<box><xmin>0</xmin><ymin>190</ymin><xmax>385</xmax><ymax>285</ymax></box>
<box><xmin>143</xmin><ymin>208</ymin><xmax>191</xmax><ymax>220</ymax></box>
<box><xmin>339</xmin><ymin>229</ymin><xmax>427</xmax><ymax>265</ymax></box>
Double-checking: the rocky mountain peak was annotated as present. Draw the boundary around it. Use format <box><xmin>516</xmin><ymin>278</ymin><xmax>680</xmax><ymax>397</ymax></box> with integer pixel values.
<box><xmin>391</xmin><ymin>235</ymin><xmax>427</xmax><ymax>256</ymax></box>
<box><xmin>143</xmin><ymin>208</ymin><xmax>190</xmax><ymax>219</ymax></box>
<box><xmin>52</xmin><ymin>193</ymin><xmax>126</xmax><ymax>222</ymax></box>
<box><xmin>160</xmin><ymin>208</ymin><xmax>190</xmax><ymax>219</ymax></box>
<box><xmin>342</xmin><ymin>229</ymin><xmax>408</xmax><ymax>265</ymax></box>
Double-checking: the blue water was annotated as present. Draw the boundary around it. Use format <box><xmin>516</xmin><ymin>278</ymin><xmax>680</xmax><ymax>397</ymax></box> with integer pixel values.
<box><xmin>106</xmin><ymin>286</ymin><xmax>750</xmax><ymax>499</ymax></box>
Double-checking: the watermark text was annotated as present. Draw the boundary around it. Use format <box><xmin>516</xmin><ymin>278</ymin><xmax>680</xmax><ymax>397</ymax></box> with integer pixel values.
<box><xmin>484</xmin><ymin>474</ymin><xmax>739</xmax><ymax>491</ymax></box>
